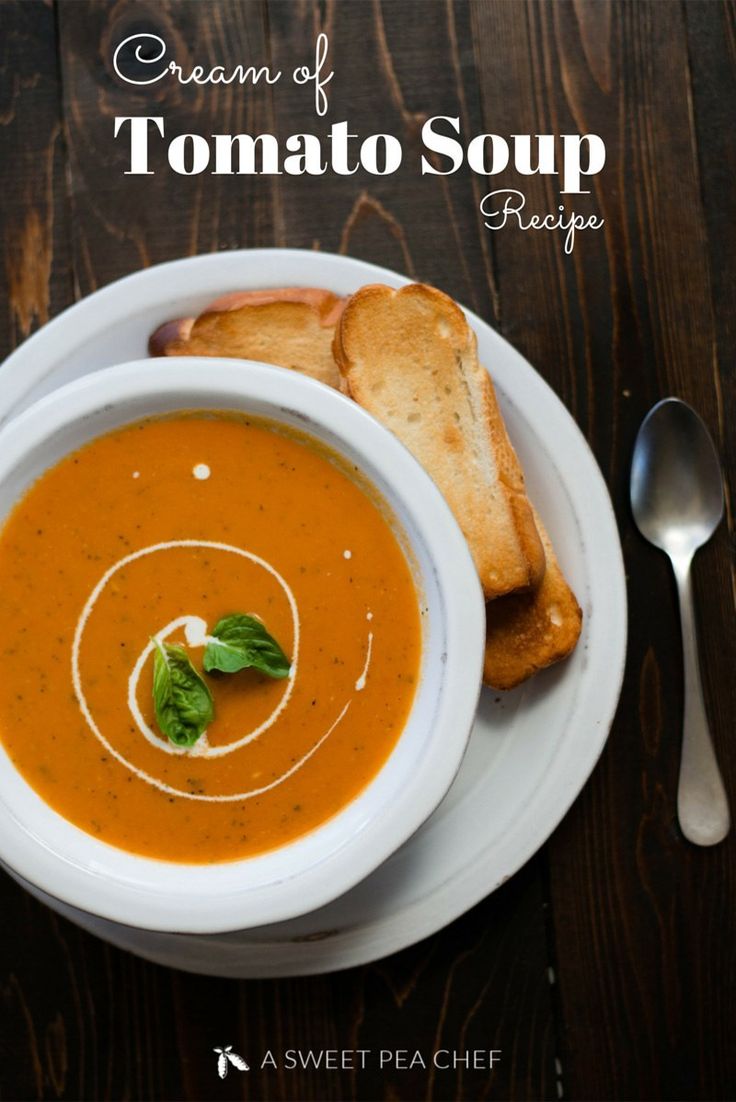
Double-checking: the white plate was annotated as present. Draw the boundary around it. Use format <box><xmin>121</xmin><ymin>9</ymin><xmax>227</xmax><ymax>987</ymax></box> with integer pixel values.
<box><xmin>0</xmin><ymin>249</ymin><xmax>626</xmax><ymax>977</ymax></box>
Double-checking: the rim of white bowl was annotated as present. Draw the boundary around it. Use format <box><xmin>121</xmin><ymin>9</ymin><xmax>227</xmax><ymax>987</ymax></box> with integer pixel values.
<box><xmin>0</xmin><ymin>358</ymin><xmax>485</xmax><ymax>933</ymax></box>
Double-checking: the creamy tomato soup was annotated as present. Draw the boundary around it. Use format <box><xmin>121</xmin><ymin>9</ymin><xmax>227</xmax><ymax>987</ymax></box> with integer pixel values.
<box><xmin>0</xmin><ymin>414</ymin><xmax>422</xmax><ymax>862</ymax></box>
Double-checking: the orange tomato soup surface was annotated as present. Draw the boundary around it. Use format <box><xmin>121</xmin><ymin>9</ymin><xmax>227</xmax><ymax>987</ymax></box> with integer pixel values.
<box><xmin>0</xmin><ymin>413</ymin><xmax>422</xmax><ymax>862</ymax></box>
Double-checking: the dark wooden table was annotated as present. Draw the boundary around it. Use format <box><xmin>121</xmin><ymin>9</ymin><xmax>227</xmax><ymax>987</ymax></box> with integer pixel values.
<box><xmin>0</xmin><ymin>2</ymin><xmax>734</xmax><ymax>1099</ymax></box>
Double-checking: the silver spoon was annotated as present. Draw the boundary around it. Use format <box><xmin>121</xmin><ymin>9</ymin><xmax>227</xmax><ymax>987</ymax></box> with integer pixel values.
<box><xmin>631</xmin><ymin>397</ymin><xmax>730</xmax><ymax>845</ymax></box>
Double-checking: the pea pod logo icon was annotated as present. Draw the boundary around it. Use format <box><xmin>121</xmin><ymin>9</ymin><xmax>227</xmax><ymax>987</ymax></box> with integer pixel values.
<box><xmin>214</xmin><ymin>1046</ymin><xmax>249</xmax><ymax>1078</ymax></box>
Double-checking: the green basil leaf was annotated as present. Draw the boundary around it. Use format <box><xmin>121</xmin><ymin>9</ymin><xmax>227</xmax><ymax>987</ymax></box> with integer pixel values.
<box><xmin>203</xmin><ymin>613</ymin><xmax>291</xmax><ymax>679</ymax></box>
<box><xmin>152</xmin><ymin>640</ymin><xmax>214</xmax><ymax>747</ymax></box>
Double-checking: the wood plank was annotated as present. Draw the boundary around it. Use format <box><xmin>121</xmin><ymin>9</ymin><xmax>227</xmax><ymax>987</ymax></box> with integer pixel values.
<box><xmin>468</xmin><ymin>1</ymin><xmax>736</xmax><ymax>1098</ymax></box>
<box><xmin>680</xmin><ymin>5</ymin><xmax>736</xmax><ymax>1092</ymax></box>
<box><xmin>169</xmin><ymin>864</ymin><xmax>553</xmax><ymax>1102</ymax></box>
<box><xmin>0</xmin><ymin>0</ymin><xmax>72</xmax><ymax>344</ymax></box>
<box><xmin>263</xmin><ymin>0</ymin><xmax>498</xmax><ymax>316</ymax></box>
<box><xmin>56</xmin><ymin>0</ymin><xmax>278</xmax><ymax>294</ymax></box>
<box><xmin>0</xmin><ymin>6</ymin><xmax>117</xmax><ymax>1102</ymax></box>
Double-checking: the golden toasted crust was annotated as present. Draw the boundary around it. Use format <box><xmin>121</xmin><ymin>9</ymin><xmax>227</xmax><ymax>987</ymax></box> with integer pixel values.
<box><xmin>333</xmin><ymin>282</ymin><xmax>545</xmax><ymax>599</ymax></box>
<box><xmin>483</xmin><ymin>513</ymin><xmax>583</xmax><ymax>690</ymax></box>
<box><xmin>483</xmin><ymin>376</ymin><xmax>547</xmax><ymax>589</ymax></box>
<box><xmin>149</xmin><ymin>288</ymin><xmax>344</xmax><ymax>388</ymax></box>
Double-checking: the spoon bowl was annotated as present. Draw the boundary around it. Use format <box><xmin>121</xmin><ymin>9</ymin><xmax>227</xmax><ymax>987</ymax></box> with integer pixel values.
<box><xmin>630</xmin><ymin>397</ymin><xmax>730</xmax><ymax>846</ymax></box>
<box><xmin>631</xmin><ymin>398</ymin><xmax>724</xmax><ymax>560</ymax></box>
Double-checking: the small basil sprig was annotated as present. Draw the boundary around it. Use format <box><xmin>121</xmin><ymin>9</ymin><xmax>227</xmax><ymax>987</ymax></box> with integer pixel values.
<box><xmin>204</xmin><ymin>613</ymin><xmax>291</xmax><ymax>679</ymax></box>
<box><xmin>152</xmin><ymin>639</ymin><xmax>214</xmax><ymax>748</ymax></box>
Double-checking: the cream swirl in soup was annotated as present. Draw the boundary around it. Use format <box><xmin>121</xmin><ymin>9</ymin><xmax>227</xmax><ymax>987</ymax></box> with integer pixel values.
<box><xmin>0</xmin><ymin>414</ymin><xmax>422</xmax><ymax>862</ymax></box>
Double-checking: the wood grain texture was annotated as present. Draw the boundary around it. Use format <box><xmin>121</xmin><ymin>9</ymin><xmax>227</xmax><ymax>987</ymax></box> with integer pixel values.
<box><xmin>0</xmin><ymin>0</ymin><xmax>72</xmax><ymax>341</ymax></box>
<box><xmin>56</xmin><ymin>0</ymin><xmax>278</xmax><ymax>291</ymax></box>
<box><xmin>0</xmin><ymin>1</ymin><xmax>734</xmax><ymax>1099</ymax></box>
<box><xmin>263</xmin><ymin>0</ymin><xmax>498</xmax><ymax>316</ymax></box>
<box><xmin>468</xmin><ymin>1</ymin><xmax>736</xmax><ymax>1099</ymax></box>
<box><xmin>0</xmin><ymin>6</ymin><xmax>86</xmax><ymax>1101</ymax></box>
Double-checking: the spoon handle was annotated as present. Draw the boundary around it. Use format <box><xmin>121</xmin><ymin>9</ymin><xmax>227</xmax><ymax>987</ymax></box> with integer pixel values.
<box><xmin>672</xmin><ymin>558</ymin><xmax>730</xmax><ymax>845</ymax></box>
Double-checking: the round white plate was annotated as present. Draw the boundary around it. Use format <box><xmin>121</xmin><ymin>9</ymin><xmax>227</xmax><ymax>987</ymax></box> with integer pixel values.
<box><xmin>0</xmin><ymin>249</ymin><xmax>626</xmax><ymax>977</ymax></box>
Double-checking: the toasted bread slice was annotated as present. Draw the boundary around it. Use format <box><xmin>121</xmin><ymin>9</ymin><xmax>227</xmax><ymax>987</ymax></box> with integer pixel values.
<box><xmin>333</xmin><ymin>283</ymin><xmax>545</xmax><ymax>599</ymax></box>
<box><xmin>483</xmin><ymin>513</ymin><xmax>582</xmax><ymax>689</ymax></box>
<box><xmin>149</xmin><ymin>288</ymin><xmax>344</xmax><ymax>388</ymax></box>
